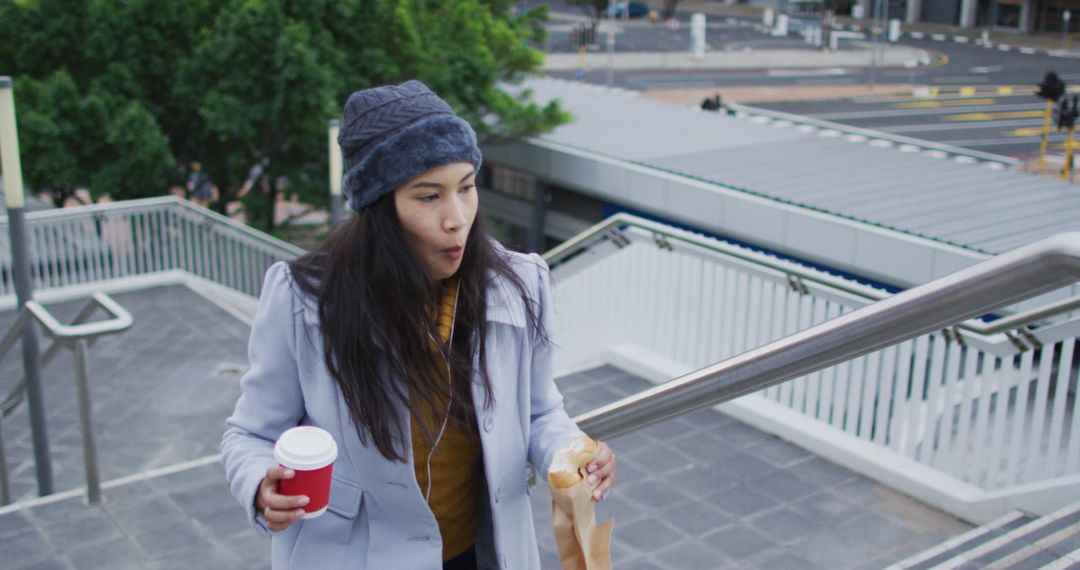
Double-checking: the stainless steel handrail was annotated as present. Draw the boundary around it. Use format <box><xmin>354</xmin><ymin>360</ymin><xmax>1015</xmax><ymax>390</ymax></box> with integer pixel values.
<box><xmin>0</xmin><ymin>292</ymin><xmax>134</xmax><ymax>506</ymax></box>
<box><xmin>545</xmin><ymin>213</ymin><xmax>1080</xmax><ymax>338</ymax></box>
<box><xmin>573</xmin><ymin>232</ymin><xmax>1080</xmax><ymax>440</ymax></box>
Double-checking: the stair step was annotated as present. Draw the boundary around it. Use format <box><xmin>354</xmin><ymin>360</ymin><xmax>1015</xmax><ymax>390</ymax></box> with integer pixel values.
<box><xmin>988</xmin><ymin>521</ymin><xmax>1080</xmax><ymax>569</ymax></box>
<box><xmin>887</xmin><ymin>511</ymin><xmax>1034</xmax><ymax>570</ymax></box>
<box><xmin>1038</xmin><ymin>547</ymin><xmax>1080</xmax><ymax>570</ymax></box>
<box><xmin>936</xmin><ymin>502</ymin><xmax>1080</xmax><ymax>569</ymax></box>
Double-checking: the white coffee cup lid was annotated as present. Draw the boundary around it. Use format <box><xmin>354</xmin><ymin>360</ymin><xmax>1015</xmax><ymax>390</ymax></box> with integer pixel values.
<box><xmin>274</xmin><ymin>426</ymin><xmax>338</xmax><ymax>470</ymax></box>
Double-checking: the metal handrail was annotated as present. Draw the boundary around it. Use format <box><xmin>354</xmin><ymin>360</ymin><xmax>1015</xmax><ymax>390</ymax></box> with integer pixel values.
<box><xmin>545</xmin><ymin>213</ymin><xmax>1080</xmax><ymax>338</ymax></box>
<box><xmin>573</xmin><ymin>232</ymin><xmax>1080</xmax><ymax>440</ymax></box>
<box><xmin>1</xmin><ymin>298</ymin><xmax>108</xmax><ymax>417</ymax></box>
<box><xmin>0</xmin><ymin>292</ymin><xmax>133</xmax><ymax>506</ymax></box>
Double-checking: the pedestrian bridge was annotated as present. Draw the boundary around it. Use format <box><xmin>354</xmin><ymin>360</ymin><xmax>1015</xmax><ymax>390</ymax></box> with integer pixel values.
<box><xmin>2</xmin><ymin>197</ymin><xmax>1080</xmax><ymax>567</ymax></box>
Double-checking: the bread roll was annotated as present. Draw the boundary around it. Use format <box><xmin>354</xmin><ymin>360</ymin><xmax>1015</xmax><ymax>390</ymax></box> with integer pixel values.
<box><xmin>548</xmin><ymin>434</ymin><xmax>599</xmax><ymax>489</ymax></box>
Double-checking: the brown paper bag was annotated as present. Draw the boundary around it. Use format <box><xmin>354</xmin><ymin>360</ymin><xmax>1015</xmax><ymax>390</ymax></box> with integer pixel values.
<box><xmin>550</xmin><ymin>478</ymin><xmax>614</xmax><ymax>570</ymax></box>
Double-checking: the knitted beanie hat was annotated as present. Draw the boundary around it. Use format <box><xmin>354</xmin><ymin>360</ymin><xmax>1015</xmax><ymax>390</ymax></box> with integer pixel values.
<box><xmin>338</xmin><ymin>80</ymin><xmax>483</xmax><ymax>211</ymax></box>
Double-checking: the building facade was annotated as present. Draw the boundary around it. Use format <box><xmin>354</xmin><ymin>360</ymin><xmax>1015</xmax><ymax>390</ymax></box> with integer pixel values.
<box><xmin>854</xmin><ymin>0</ymin><xmax>1078</xmax><ymax>32</ymax></box>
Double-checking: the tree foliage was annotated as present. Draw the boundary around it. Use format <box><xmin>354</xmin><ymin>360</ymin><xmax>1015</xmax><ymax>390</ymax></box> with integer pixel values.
<box><xmin>0</xmin><ymin>0</ymin><xmax>566</xmax><ymax>229</ymax></box>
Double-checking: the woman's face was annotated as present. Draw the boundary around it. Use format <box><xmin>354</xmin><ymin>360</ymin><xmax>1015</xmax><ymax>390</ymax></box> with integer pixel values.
<box><xmin>393</xmin><ymin>162</ymin><xmax>479</xmax><ymax>281</ymax></box>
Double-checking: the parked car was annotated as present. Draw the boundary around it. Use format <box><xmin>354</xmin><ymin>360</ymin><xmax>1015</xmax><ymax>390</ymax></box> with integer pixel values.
<box><xmin>606</xmin><ymin>0</ymin><xmax>649</xmax><ymax>19</ymax></box>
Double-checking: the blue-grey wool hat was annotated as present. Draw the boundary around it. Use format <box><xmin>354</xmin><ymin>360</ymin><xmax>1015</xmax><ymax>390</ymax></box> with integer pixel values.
<box><xmin>338</xmin><ymin>80</ymin><xmax>483</xmax><ymax>211</ymax></box>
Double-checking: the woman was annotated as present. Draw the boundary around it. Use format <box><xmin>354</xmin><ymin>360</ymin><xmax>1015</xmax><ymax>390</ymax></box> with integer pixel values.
<box><xmin>222</xmin><ymin>80</ymin><xmax>616</xmax><ymax>570</ymax></box>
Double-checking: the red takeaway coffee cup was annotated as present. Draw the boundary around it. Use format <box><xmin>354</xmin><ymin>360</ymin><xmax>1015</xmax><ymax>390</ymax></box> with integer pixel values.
<box><xmin>274</xmin><ymin>426</ymin><xmax>338</xmax><ymax>519</ymax></box>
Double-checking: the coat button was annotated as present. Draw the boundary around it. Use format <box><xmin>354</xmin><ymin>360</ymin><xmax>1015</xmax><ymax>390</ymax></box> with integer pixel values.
<box><xmin>483</xmin><ymin>415</ymin><xmax>494</xmax><ymax>432</ymax></box>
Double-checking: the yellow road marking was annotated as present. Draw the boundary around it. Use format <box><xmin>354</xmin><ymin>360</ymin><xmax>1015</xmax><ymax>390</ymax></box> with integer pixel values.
<box><xmin>1012</xmin><ymin>127</ymin><xmax>1051</xmax><ymax>137</ymax></box>
<box><xmin>959</xmin><ymin>87</ymin><xmax>977</xmax><ymax>97</ymax></box>
<box><xmin>896</xmin><ymin>98</ymin><xmax>997</xmax><ymax>108</ymax></box>
<box><xmin>944</xmin><ymin>110</ymin><xmax>1046</xmax><ymax>121</ymax></box>
<box><xmin>997</xmin><ymin>87</ymin><xmax>1015</xmax><ymax>95</ymax></box>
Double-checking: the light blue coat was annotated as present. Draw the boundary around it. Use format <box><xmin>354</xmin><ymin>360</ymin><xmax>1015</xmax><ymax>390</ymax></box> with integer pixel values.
<box><xmin>222</xmin><ymin>250</ymin><xmax>582</xmax><ymax>570</ymax></box>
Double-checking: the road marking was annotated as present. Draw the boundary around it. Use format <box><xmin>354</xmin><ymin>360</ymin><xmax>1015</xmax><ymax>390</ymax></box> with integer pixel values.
<box><xmin>944</xmin><ymin>110</ymin><xmax>1046</xmax><ymax>121</ymax></box>
<box><xmin>1019</xmin><ymin>47</ymin><xmax>1038</xmax><ymax>54</ymax></box>
<box><xmin>941</xmin><ymin>136</ymin><xmax>1067</xmax><ymax>146</ymax></box>
<box><xmin>970</xmin><ymin>66</ymin><xmax>1003</xmax><ymax>74</ymax></box>
<box><xmin>932</xmin><ymin>34</ymin><xmax>947</xmax><ymax>41</ymax></box>
<box><xmin>953</xmin><ymin>36</ymin><xmax>970</xmax><ymax>43</ymax></box>
<box><xmin>883</xmin><ymin>119</ymin><xmax>1045</xmax><ymax>133</ymax></box>
<box><xmin>997</xmin><ymin>87</ymin><xmax>1015</xmax><ymax>95</ymax></box>
<box><xmin>1006</xmin><ymin>127</ymin><xmax>1049</xmax><ymax>137</ymax></box>
<box><xmin>812</xmin><ymin>103</ymin><xmax>1045</xmax><ymax>120</ymax></box>
<box><xmin>998</xmin><ymin>44</ymin><xmax>1013</xmax><ymax>51</ymax></box>
<box><xmin>896</xmin><ymin>98</ymin><xmax>997</xmax><ymax>108</ymax></box>
<box><xmin>766</xmin><ymin>68</ymin><xmax>849</xmax><ymax>77</ymax></box>
<box><xmin>959</xmin><ymin>87</ymin><xmax>977</xmax><ymax>96</ymax></box>
<box><xmin>933</xmin><ymin>76</ymin><xmax>990</xmax><ymax>84</ymax></box>
<box><xmin>910</xmin><ymin>32</ymin><xmax>925</xmax><ymax>39</ymax></box>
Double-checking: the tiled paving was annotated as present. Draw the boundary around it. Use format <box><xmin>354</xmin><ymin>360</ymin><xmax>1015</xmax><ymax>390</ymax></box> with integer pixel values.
<box><xmin>0</xmin><ymin>287</ymin><xmax>972</xmax><ymax>569</ymax></box>
<box><xmin>0</xmin><ymin>285</ymin><xmax>250</xmax><ymax>502</ymax></box>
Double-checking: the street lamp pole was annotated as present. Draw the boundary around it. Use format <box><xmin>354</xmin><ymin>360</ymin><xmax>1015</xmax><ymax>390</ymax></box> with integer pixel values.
<box><xmin>0</xmin><ymin>76</ymin><xmax>53</xmax><ymax>496</ymax></box>
<box><xmin>869</xmin><ymin>0</ymin><xmax>884</xmax><ymax>87</ymax></box>
<box><xmin>328</xmin><ymin>119</ymin><xmax>343</xmax><ymax>230</ymax></box>
<box><xmin>606</xmin><ymin>6</ymin><xmax>616</xmax><ymax>88</ymax></box>
<box><xmin>1064</xmin><ymin>10</ymin><xmax>1072</xmax><ymax>51</ymax></box>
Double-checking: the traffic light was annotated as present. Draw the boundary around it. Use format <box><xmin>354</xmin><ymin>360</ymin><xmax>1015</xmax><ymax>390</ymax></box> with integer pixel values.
<box><xmin>1038</xmin><ymin>72</ymin><xmax>1067</xmax><ymax>102</ymax></box>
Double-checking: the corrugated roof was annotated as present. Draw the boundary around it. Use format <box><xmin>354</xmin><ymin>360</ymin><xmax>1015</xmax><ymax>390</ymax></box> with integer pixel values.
<box><xmin>516</xmin><ymin>78</ymin><xmax>1080</xmax><ymax>255</ymax></box>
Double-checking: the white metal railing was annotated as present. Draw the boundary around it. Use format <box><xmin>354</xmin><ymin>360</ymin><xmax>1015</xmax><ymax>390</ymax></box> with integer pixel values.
<box><xmin>0</xmin><ymin>197</ymin><xmax>305</xmax><ymax>301</ymax></box>
<box><xmin>549</xmin><ymin>215</ymin><xmax>1080</xmax><ymax>491</ymax></box>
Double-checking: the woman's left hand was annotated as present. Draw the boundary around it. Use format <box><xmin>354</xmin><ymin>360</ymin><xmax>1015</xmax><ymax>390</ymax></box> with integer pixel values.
<box><xmin>586</xmin><ymin>441</ymin><xmax>616</xmax><ymax>502</ymax></box>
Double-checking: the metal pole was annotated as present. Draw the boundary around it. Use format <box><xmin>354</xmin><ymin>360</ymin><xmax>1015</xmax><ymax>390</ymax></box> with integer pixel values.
<box><xmin>869</xmin><ymin>0</ymin><xmax>884</xmax><ymax>88</ymax></box>
<box><xmin>72</xmin><ymin>339</ymin><xmax>101</xmax><ymax>505</ymax></box>
<box><xmin>0</xmin><ymin>412</ymin><xmax>9</xmax><ymax>505</ymax></box>
<box><xmin>1064</xmin><ymin>125</ymin><xmax>1076</xmax><ymax>181</ymax></box>
<box><xmin>1</xmin><ymin>76</ymin><xmax>53</xmax><ymax>496</ymax></box>
<box><xmin>328</xmin><ymin>119</ymin><xmax>343</xmax><ymax>230</ymax></box>
<box><xmin>1039</xmin><ymin>99</ymin><xmax>1053</xmax><ymax>172</ymax></box>
<box><xmin>528</xmin><ymin>182</ymin><xmax>550</xmax><ymax>253</ymax></box>
<box><xmin>606</xmin><ymin>11</ymin><xmax>615</xmax><ymax>88</ymax></box>
<box><xmin>1064</xmin><ymin>10</ymin><xmax>1072</xmax><ymax>50</ymax></box>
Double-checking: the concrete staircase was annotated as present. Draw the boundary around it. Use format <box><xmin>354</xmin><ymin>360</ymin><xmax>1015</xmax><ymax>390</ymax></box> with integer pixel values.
<box><xmin>887</xmin><ymin>502</ymin><xmax>1080</xmax><ymax>569</ymax></box>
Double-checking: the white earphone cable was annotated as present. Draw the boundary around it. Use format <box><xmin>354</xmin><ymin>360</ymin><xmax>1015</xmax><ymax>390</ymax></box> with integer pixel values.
<box><xmin>424</xmin><ymin>282</ymin><xmax>460</xmax><ymax>503</ymax></box>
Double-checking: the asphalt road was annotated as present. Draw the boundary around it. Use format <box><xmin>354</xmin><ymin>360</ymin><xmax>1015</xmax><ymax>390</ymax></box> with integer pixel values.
<box><xmin>754</xmin><ymin>89</ymin><xmax>1067</xmax><ymax>159</ymax></box>
<box><xmin>538</xmin><ymin>8</ymin><xmax>1080</xmax><ymax>160</ymax></box>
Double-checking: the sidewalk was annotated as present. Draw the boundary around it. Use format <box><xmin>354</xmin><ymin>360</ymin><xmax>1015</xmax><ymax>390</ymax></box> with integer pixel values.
<box><xmin>676</xmin><ymin>0</ymin><xmax>1080</xmax><ymax>56</ymax></box>
<box><xmin>642</xmin><ymin>83</ymin><xmax>917</xmax><ymax>105</ymax></box>
<box><xmin>541</xmin><ymin>43</ymin><xmax>930</xmax><ymax>71</ymax></box>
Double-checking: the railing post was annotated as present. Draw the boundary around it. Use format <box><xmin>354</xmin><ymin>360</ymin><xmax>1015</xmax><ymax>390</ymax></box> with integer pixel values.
<box><xmin>72</xmin><ymin>338</ymin><xmax>102</xmax><ymax>505</ymax></box>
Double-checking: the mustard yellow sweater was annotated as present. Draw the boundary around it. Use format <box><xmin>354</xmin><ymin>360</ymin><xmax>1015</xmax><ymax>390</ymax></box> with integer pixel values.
<box><xmin>411</xmin><ymin>278</ymin><xmax>481</xmax><ymax>561</ymax></box>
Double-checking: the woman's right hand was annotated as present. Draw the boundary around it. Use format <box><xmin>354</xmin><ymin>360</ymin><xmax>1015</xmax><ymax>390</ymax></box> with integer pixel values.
<box><xmin>255</xmin><ymin>466</ymin><xmax>309</xmax><ymax>532</ymax></box>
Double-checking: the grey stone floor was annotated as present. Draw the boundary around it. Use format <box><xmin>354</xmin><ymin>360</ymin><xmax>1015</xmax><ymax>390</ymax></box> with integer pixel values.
<box><xmin>0</xmin><ymin>285</ymin><xmax>250</xmax><ymax>502</ymax></box>
<box><xmin>0</xmin><ymin>286</ymin><xmax>972</xmax><ymax>569</ymax></box>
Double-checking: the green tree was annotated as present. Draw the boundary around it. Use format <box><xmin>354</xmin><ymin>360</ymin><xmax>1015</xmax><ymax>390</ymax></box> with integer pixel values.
<box><xmin>0</xmin><ymin>0</ymin><xmax>567</xmax><ymax>232</ymax></box>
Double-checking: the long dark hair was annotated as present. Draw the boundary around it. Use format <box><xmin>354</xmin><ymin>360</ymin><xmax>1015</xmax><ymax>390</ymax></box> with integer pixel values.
<box><xmin>288</xmin><ymin>193</ymin><xmax>542</xmax><ymax>461</ymax></box>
